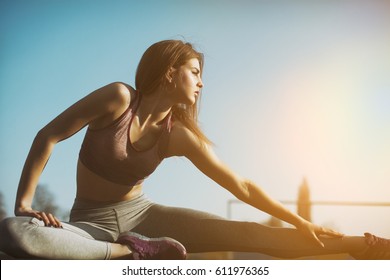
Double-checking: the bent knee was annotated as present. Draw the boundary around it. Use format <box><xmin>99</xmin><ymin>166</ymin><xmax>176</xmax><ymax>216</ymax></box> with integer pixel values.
<box><xmin>0</xmin><ymin>217</ymin><xmax>42</xmax><ymax>257</ymax></box>
<box><xmin>1</xmin><ymin>216</ymin><xmax>40</xmax><ymax>232</ymax></box>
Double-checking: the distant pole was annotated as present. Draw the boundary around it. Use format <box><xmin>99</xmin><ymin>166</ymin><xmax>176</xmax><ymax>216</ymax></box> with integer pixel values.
<box><xmin>297</xmin><ymin>177</ymin><xmax>311</xmax><ymax>222</ymax></box>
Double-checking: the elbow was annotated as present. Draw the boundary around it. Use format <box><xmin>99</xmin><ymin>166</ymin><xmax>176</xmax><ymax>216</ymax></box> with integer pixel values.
<box><xmin>34</xmin><ymin>127</ymin><xmax>57</xmax><ymax>147</ymax></box>
<box><xmin>35</xmin><ymin>128</ymin><xmax>50</xmax><ymax>143</ymax></box>
<box><xmin>234</xmin><ymin>179</ymin><xmax>251</xmax><ymax>201</ymax></box>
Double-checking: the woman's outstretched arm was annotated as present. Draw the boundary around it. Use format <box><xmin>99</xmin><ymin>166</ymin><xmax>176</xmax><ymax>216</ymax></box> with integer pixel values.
<box><xmin>166</xmin><ymin>123</ymin><xmax>343</xmax><ymax>247</ymax></box>
<box><xmin>15</xmin><ymin>82</ymin><xmax>132</xmax><ymax>226</ymax></box>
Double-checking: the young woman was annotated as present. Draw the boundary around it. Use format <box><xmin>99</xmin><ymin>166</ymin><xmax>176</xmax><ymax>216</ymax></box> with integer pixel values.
<box><xmin>0</xmin><ymin>40</ymin><xmax>389</xmax><ymax>260</ymax></box>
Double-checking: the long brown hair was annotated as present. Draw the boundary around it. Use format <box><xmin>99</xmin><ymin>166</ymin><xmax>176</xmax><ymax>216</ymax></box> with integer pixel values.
<box><xmin>135</xmin><ymin>40</ymin><xmax>212</xmax><ymax>145</ymax></box>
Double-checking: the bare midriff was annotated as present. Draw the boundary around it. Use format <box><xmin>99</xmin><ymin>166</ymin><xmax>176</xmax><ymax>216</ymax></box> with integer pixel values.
<box><xmin>76</xmin><ymin>159</ymin><xmax>143</xmax><ymax>202</ymax></box>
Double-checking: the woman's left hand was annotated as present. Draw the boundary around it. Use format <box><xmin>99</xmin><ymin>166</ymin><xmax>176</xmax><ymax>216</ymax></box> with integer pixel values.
<box><xmin>296</xmin><ymin>219</ymin><xmax>344</xmax><ymax>247</ymax></box>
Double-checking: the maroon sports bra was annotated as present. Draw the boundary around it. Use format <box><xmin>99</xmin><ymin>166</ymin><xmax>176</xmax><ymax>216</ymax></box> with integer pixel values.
<box><xmin>79</xmin><ymin>92</ymin><xmax>172</xmax><ymax>186</ymax></box>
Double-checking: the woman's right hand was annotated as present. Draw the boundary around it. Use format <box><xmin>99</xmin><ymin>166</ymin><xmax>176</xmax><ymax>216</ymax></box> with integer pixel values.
<box><xmin>15</xmin><ymin>206</ymin><xmax>62</xmax><ymax>228</ymax></box>
<box><xmin>296</xmin><ymin>219</ymin><xmax>344</xmax><ymax>248</ymax></box>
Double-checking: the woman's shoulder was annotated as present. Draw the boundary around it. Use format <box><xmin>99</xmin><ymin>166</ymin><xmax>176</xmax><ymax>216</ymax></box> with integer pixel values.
<box><xmin>86</xmin><ymin>82</ymin><xmax>136</xmax><ymax>130</ymax></box>
<box><xmin>103</xmin><ymin>82</ymin><xmax>136</xmax><ymax>106</ymax></box>
<box><xmin>170</xmin><ymin>120</ymin><xmax>189</xmax><ymax>137</ymax></box>
<box><xmin>166</xmin><ymin>120</ymin><xmax>205</xmax><ymax>157</ymax></box>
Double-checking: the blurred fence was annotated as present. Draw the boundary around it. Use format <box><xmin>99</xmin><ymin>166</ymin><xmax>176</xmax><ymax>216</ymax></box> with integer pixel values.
<box><xmin>227</xmin><ymin>199</ymin><xmax>390</xmax><ymax>238</ymax></box>
<box><xmin>227</xmin><ymin>199</ymin><xmax>390</xmax><ymax>220</ymax></box>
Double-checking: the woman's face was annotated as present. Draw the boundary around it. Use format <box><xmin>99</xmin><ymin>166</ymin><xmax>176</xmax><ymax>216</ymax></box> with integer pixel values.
<box><xmin>171</xmin><ymin>58</ymin><xmax>203</xmax><ymax>105</ymax></box>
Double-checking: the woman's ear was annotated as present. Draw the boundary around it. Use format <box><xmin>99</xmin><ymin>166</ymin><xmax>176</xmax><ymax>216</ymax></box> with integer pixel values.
<box><xmin>165</xmin><ymin>67</ymin><xmax>177</xmax><ymax>83</ymax></box>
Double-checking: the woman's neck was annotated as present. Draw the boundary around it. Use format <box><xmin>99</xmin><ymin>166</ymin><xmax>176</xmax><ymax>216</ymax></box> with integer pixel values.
<box><xmin>136</xmin><ymin>89</ymin><xmax>173</xmax><ymax>129</ymax></box>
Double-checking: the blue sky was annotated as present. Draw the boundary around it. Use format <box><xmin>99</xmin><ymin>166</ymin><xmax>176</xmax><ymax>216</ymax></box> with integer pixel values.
<box><xmin>1</xmin><ymin>0</ymin><xmax>389</xmax><ymax>236</ymax></box>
